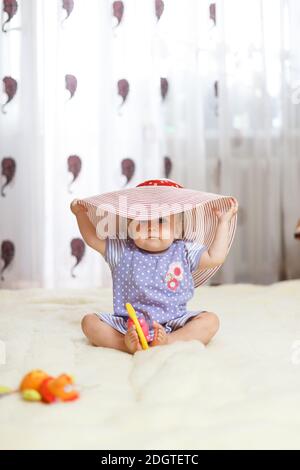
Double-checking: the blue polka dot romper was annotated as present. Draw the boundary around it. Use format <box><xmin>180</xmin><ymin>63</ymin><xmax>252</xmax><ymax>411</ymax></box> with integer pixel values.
<box><xmin>95</xmin><ymin>237</ymin><xmax>208</xmax><ymax>342</ymax></box>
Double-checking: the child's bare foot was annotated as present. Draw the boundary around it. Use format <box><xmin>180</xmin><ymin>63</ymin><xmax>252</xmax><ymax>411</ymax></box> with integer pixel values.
<box><xmin>150</xmin><ymin>321</ymin><xmax>168</xmax><ymax>347</ymax></box>
<box><xmin>124</xmin><ymin>326</ymin><xmax>142</xmax><ymax>354</ymax></box>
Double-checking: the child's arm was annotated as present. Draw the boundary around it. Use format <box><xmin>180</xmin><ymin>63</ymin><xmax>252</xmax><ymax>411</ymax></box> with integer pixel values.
<box><xmin>198</xmin><ymin>197</ymin><xmax>238</xmax><ymax>270</ymax></box>
<box><xmin>70</xmin><ymin>199</ymin><xmax>106</xmax><ymax>256</ymax></box>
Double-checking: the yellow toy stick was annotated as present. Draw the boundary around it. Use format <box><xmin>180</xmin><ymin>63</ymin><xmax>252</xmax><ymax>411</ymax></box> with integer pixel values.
<box><xmin>125</xmin><ymin>303</ymin><xmax>149</xmax><ymax>350</ymax></box>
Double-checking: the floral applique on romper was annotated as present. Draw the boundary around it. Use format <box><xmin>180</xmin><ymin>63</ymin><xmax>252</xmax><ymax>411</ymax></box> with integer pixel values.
<box><xmin>95</xmin><ymin>237</ymin><xmax>208</xmax><ymax>342</ymax></box>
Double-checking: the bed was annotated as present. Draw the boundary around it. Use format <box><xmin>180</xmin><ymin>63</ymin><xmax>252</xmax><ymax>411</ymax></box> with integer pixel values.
<box><xmin>0</xmin><ymin>280</ymin><xmax>300</xmax><ymax>450</ymax></box>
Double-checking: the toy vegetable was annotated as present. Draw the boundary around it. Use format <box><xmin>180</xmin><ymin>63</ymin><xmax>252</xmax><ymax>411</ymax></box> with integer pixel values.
<box><xmin>0</xmin><ymin>369</ymin><xmax>79</xmax><ymax>404</ymax></box>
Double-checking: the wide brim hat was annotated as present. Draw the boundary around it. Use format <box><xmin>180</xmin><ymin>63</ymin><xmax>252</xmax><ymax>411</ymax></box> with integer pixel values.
<box><xmin>78</xmin><ymin>178</ymin><xmax>237</xmax><ymax>287</ymax></box>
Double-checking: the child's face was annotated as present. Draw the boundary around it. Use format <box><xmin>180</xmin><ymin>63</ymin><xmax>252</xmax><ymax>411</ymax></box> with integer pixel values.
<box><xmin>127</xmin><ymin>214</ymin><xmax>179</xmax><ymax>253</ymax></box>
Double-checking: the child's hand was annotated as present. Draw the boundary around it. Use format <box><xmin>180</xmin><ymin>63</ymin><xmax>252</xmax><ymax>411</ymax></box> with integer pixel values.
<box><xmin>70</xmin><ymin>199</ymin><xmax>87</xmax><ymax>215</ymax></box>
<box><xmin>213</xmin><ymin>197</ymin><xmax>238</xmax><ymax>223</ymax></box>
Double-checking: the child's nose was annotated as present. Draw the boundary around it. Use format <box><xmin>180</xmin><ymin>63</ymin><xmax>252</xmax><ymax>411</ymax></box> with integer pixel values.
<box><xmin>148</xmin><ymin>221</ymin><xmax>159</xmax><ymax>235</ymax></box>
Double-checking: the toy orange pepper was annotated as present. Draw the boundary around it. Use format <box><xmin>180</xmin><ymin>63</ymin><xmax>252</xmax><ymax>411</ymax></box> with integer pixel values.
<box><xmin>39</xmin><ymin>374</ymin><xmax>79</xmax><ymax>404</ymax></box>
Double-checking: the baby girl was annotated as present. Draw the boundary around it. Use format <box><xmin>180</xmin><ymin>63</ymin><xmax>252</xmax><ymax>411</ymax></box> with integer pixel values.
<box><xmin>70</xmin><ymin>181</ymin><xmax>238</xmax><ymax>354</ymax></box>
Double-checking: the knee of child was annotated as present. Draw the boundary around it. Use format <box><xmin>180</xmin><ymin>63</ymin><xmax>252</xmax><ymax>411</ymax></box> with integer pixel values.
<box><xmin>206</xmin><ymin>312</ymin><xmax>220</xmax><ymax>335</ymax></box>
<box><xmin>81</xmin><ymin>313</ymin><xmax>97</xmax><ymax>336</ymax></box>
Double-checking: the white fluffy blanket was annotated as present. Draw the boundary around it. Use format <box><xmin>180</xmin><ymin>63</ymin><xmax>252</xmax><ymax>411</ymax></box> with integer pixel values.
<box><xmin>1</xmin><ymin>281</ymin><xmax>300</xmax><ymax>450</ymax></box>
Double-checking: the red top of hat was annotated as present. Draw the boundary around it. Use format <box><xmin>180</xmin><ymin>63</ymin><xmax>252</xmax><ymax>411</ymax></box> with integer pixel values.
<box><xmin>136</xmin><ymin>179</ymin><xmax>184</xmax><ymax>189</ymax></box>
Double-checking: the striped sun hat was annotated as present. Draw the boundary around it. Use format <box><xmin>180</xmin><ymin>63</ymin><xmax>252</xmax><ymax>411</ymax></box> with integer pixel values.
<box><xmin>78</xmin><ymin>178</ymin><xmax>237</xmax><ymax>287</ymax></box>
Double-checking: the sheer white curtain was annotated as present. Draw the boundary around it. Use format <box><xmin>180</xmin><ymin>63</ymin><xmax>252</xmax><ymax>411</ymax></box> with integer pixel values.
<box><xmin>0</xmin><ymin>0</ymin><xmax>299</xmax><ymax>288</ymax></box>
<box><xmin>210</xmin><ymin>0</ymin><xmax>300</xmax><ymax>284</ymax></box>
